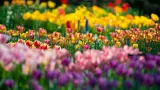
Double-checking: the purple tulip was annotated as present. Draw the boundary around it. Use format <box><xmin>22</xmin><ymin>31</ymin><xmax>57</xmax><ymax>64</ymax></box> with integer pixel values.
<box><xmin>103</xmin><ymin>64</ymin><xmax>109</xmax><ymax>72</ymax></box>
<box><xmin>129</xmin><ymin>60</ymin><xmax>137</xmax><ymax>68</ymax></box>
<box><xmin>61</xmin><ymin>57</ymin><xmax>71</xmax><ymax>66</ymax></box>
<box><xmin>98</xmin><ymin>77</ymin><xmax>107</xmax><ymax>90</ymax></box>
<box><xmin>32</xmin><ymin>69</ymin><xmax>42</xmax><ymax>80</ymax></box>
<box><xmin>142</xmin><ymin>74</ymin><xmax>154</xmax><ymax>86</ymax></box>
<box><xmin>110</xmin><ymin>60</ymin><xmax>118</xmax><ymax>69</ymax></box>
<box><xmin>95</xmin><ymin>68</ymin><xmax>102</xmax><ymax>77</ymax></box>
<box><xmin>133</xmin><ymin>71</ymin><xmax>143</xmax><ymax>81</ymax></box>
<box><xmin>88</xmin><ymin>77</ymin><xmax>97</xmax><ymax>87</ymax></box>
<box><xmin>72</xmin><ymin>72</ymin><xmax>83</xmax><ymax>80</ymax></box>
<box><xmin>86</xmin><ymin>72</ymin><xmax>94</xmax><ymax>79</ymax></box>
<box><xmin>145</xmin><ymin>54</ymin><xmax>154</xmax><ymax>60</ymax></box>
<box><xmin>46</xmin><ymin>70</ymin><xmax>54</xmax><ymax>80</ymax></box>
<box><xmin>32</xmin><ymin>80</ymin><xmax>43</xmax><ymax>90</ymax></box>
<box><xmin>130</xmin><ymin>55</ymin><xmax>139</xmax><ymax>61</ymax></box>
<box><xmin>73</xmin><ymin>79</ymin><xmax>83</xmax><ymax>86</ymax></box>
<box><xmin>154</xmin><ymin>75</ymin><xmax>160</xmax><ymax>85</ymax></box>
<box><xmin>4</xmin><ymin>80</ymin><xmax>14</xmax><ymax>88</ymax></box>
<box><xmin>58</xmin><ymin>74</ymin><xmax>69</xmax><ymax>86</ymax></box>
<box><xmin>144</xmin><ymin>61</ymin><xmax>155</xmax><ymax>70</ymax></box>
<box><xmin>156</xmin><ymin>59</ymin><xmax>160</xmax><ymax>66</ymax></box>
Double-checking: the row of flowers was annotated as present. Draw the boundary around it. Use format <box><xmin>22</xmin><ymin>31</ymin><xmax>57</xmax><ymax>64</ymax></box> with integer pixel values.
<box><xmin>1</xmin><ymin>33</ymin><xmax>160</xmax><ymax>90</ymax></box>
<box><xmin>23</xmin><ymin>5</ymin><xmax>158</xmax><ymax>31</ymax></box>
<box><xmin>1</xmin><ymin>24</ymin><xmax>160</xmax><ymax>53</ymax></box>
<box><xmin>2</xmin><ymin>0</ymin><xmax>158</xmax><ymax>33</ymax></box>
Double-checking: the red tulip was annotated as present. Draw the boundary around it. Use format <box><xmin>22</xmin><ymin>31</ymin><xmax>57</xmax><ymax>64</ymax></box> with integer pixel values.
<box><xmin>122</xmin><ymin>3</ymin><xmax>129</xmax><ymax>12</ymax></box>
<box><xmin>115</xmin><ymin>0</ymin><xmax>121</xmax><ymax>5</ymax></box>
<box><xmin>108</xmin><ymin>2</ymin><xmax>114</xmax><ymax>8</ymax></box>
<box><xmin>61</xmin><ymin>0</ymin><xmax>68</xmax><ymax>4</ymax></box>
<box><xmin>34</xmin><ymin>40</ymin><xmax>41</xmax><ymax>48</ymax></box>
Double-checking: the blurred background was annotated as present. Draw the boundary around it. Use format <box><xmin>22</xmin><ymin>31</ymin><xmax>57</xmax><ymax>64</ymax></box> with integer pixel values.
<box><xmin>0</xmin><ymin>0</ymin><xmax>160</xmax><ymax>16</ymax></box>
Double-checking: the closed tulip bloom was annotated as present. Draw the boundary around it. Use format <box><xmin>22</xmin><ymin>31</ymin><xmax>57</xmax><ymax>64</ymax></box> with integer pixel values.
<box><xmin>32</xmin><ymin>69</ymin><xmax>42</xmax><ymax>80</ymax></box>
<box><xmin>58</xmin><ymin>74</ymin><xmax>69</xmax><ymax>86</ymax></box>
<box><xmin>4</xmin><ymin>80</ymin><xmax>14</xmax><ymax>88</ymax></box>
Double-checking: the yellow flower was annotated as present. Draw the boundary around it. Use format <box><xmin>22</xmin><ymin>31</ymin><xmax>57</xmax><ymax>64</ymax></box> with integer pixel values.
<box><xmin>115</xmin><ymin>41</ymin><xmax>121</xmax><ymax>47</ymax></box>
<box><xmin>27</xmin><ymin>0</ymin><xmax>33</xmax><ymax>6</ymax></box>
<box><xmin>23</xmin><ymin>12</ymin><xmax>31</xmax><ymax>20</ymax></box>
<box><xmin>132</xmin><ymin>43</ymin><xmax>138</xmax><ymax>48</ymax></box>
<box><xmin>114</xmin><ymin>6</ymin><xmax>122</xmax><ymax>15</ymax></box>
<box><xmin>151</xmin><ymin>13</ymin><xmax>159</xmax><ymax>21</ymax></box>
<box><xmin>75</xmin><ymin>44</ymin><xmax>80</xmax><ymax>50</ymax></box>
<box><xmin>40</xmin><ymin>2</ymin><xmax>47</xmax><ymax>8</ymax></box>
<box><xmin>20</xmin><ymin>33</ymin><xmax>27</xmax><ymax>39</ymax></box>
<box><xmin>48</xmin><ymin>1</ymin><xmax>55</xmax><ymax>8</ymax></box>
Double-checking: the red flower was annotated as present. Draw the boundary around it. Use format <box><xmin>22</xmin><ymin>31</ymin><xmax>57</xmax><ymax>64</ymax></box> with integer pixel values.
<box><xmin>122</xmin><ymin>3</ymin><xmax>129</xmax><ymax>12</ymax></box>
<box><xmin>39</xmin><ymin>44</ymin><xmax>48</xmax><ymax>50</ymax></box>
<box><xmin>115</xmin><ymin>0</ymin><xmax>121</xmax><ymax>5</ymax></box>
<box><xmin>25</xmin><ymin>40</ymin><xmax>32</xmax><ymax>47</ymax></box>
<box><xmin>61</xmin><ymin>0</ymin><xmax>68</xmax><ymax>4</ymax></box>
<box><xmin>108</xmin><ymin>2</ymin><xmax>114</xmax><ymax>8</ymax></box>
<box><xmin>96</xmin><ymin>27</ymin><xmax>104</xmax><ymax>33</ymax></box>
<box><xmin>34</xmin><ymin>40</ymin><xmax>41</xmax><ymax>48</ymax></box>
<box><xmin>58</xmin><ymin>8</ymin><xmax>65</xmax><ymax>15</ymax></box>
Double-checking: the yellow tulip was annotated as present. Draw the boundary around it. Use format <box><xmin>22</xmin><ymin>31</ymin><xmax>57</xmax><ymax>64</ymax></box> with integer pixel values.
<box><xmin>27</xmin><ymin>0</ymin><xmax>33</xmax><ymax>6</ymax></box>
<box><xmin>20</xmin><ymin>33</ymin><xmax>27</xmax><ymax>39</ymax></box>
<box><xmin>23</xmin><ymin>12</ymin><xmax>31</xmax><ymax>20</ymax></box>
<box><xmin>40</xmin><ymin>2</ymin><xmax>47</xmax><ymax>8</ymax></box>
<box><xmin>151</xmin><ymin>13</ymin><xmax>159</xmax><ymax>21</ymax></box>
<box><xmin>48</xmin><ymin>1</ymin><xmax>55</xmax><ymax>8</ymax></box>
<box><xmin>132</xmin><ymin>43</ymin><xmax>138</xmax><ymax>48</ymax></box>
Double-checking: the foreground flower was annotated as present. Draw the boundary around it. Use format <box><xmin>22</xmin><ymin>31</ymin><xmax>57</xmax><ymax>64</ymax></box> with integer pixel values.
<box><xmin>4</xmin><ymin>80</ymin><xmax>14</xmax><ymax>88</ymax></box>
<box><xmin>151</xmin><ymin>13</ymin><xmax>159</xmax><ymax>21</ymax></box>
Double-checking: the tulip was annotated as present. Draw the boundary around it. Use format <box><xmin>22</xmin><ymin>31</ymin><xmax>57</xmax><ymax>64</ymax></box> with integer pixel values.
<box><xmin>4</xmin><ymin>80</ymin><xmax>14</xmax><ymax>88</ymax></box>
<box><xmin>32</xmin><ymin>69</ymin><xmax>42</xmax><ymax>80</ymax></box>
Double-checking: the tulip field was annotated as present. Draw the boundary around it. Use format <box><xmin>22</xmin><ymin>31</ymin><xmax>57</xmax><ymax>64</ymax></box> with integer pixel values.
<box><xmin>0</xmin><ymin>0</ymin><xmax>160</xmax><ymax>90</ymax></box>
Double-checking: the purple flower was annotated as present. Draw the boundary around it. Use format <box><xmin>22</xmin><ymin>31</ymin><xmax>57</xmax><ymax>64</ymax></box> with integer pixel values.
<box><xmin>86</xmin><ymin>72</ymin><xmax>94</xmax><ymax>79</ymax></box>
<box><xmin>52</xmin><ymin>71</ymin><xmax>60</xmax><ymax>79</ymax></box>
<box><xmin>72</xmin><ymin>72</ymin><xmax>83</xmax><ymax>80</ymax></box>
<box><xmin>144</xmin><ymin>61</ymin><xmax>155</xmax><ymax>70</ymax></box>
<box><xmin>88</xmin><ymin>77</ymin><xmax>97</xmax><ymax>87</ymax></box>
<box><xmin>98</xmin><ymin>77</ymin><xmax>107</xmax><ymax>90</ymax></box>
<box><xmin>46</xmin><ymin>70</ymin><xmax>53</xmax><ymax>80</ymax></box>
<box><xmin>95</xmin><ymin>68</ymin><xmax>102</xmax><ymax>77</ymax></box>
<box><xmin>32</xmin><ymin>69</ymin><xmax>42</xmax><ymax>80</ymax></box>
<box><xmin>129</xmin><ymin>61</ymin><xmax>137</xmax><ymax>68</ymax></box>
<box><xmin>58</xmin><ymin>74</ymin><xmax>69</xmax><ymax>86</ymax></box>
<box><xmin>123</xmin><ymin>80</ymin><xmax>133</xmax><ymax>89</ymax></box>
<box><xmin>61</xmin><ymin>57</ymin><xmax>70</xmax><ymax>66</ymax></box>
<box><xmin>73</xmin><ymin>79</ymin><xmax>83</xmax><ymax>86</ymax></box>
<box><xmin>145</xmin><ymin>54</ymin><xmax>154</xmax><ymax>60</ymax></box>
<box><xmin>110</xmin><ymin>60</ymin><xmax>118</xmax><ymax>69</ymax></box>
<box><xmin>116</xmin><ymin>64</ymin><xmax>127</xmax><ymax>77</ymax></box>
<box><xmin>142</xmin><ymin>74</ymin><xmax>154</xmax><ymax>86</ymax></box>
<box><xmin>4</xmin><ymin>79</ymin><xmax>14</xmax><ymax>88</ymax></box>
<box><xmin>133</xmin><ymin>71</ymin><xmax>143</xmax><ymax>81</ymax></box>
<box><xmin>130</xmin><ymin>55</ymin><xmax>139</xmax><ymax>61</ymax></box>
<box><xmin>32</xmin><ymin>80</ymin><xmax>43</xmax><ymax>90</ymax></box>
<box><xmin>156</xmin><ymin>59</ymin><xmax>160</xmax><ymax>66</ymax></box>
<box><xmin>154</xmin><ymin>75</ymin><xmax>160</xmax><ymax>85</ymax></box>
<box><xmin>103</xmin><ymin>64</ymin><xmax>109</xmax><ymax>72</ymax></box>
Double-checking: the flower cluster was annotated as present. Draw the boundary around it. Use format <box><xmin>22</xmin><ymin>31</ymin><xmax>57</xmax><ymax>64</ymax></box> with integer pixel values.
<box><xmin>23</xmin><ymin>5</ymin><xmax>157</xmax><ymax>30</ymax></box>
<box><xmin>110</xmin><ymin>24</ymin><xmax>160</xmax><ymax>53</ymax></box>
